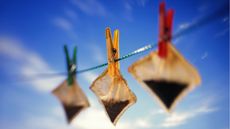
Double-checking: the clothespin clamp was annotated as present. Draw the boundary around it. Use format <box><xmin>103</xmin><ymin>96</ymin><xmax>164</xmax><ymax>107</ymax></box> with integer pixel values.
<box><xmin>52</xmin><ymin>45</ymin><xmax>90</xmax><ymax>123</ymax></box>
<box><xmin>158</xmin><ymin>2</ymin><xmax>174</xmax><ymax>58</ymax></box>
<box><xmin>105</xmin><ymin>27</ymin><xmax>120</xmax><ymax>76</ymax></box>
<box><xmin>64</xmin><ymin>45</ymin><xmax>77</xmax><ymax>86</ymax></box>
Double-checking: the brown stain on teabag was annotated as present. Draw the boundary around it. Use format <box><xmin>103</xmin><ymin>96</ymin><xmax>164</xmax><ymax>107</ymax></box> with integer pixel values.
<box><xmin>102</xmin><ymin>100</ymin><xmax>130</xmax><ymax>123</ymax></box>
<box><xmin>63</xmin><ymin>105</ymin><xmax>84</xmax><ymax>123</ymax></box>
<box><xmin>144</xmin><ymin>80</ymin><xmax>187</xmax><ymax>109</ymax></box>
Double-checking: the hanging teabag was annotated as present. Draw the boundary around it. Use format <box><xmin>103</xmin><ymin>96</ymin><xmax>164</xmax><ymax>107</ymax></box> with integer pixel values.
<box><xmin>128</xmin><ymin>2</ymin><xmax>201</xmax><ymax>112</ymax></box>
<box><xmin>52</xmin><ymin>46</ymin><xmax>90</xmax><ymax>123</ymax></box>
<box><xmin>90</xmin><ymin>28</ymin><xmax>137</xmax><ymax>125</ymax></box>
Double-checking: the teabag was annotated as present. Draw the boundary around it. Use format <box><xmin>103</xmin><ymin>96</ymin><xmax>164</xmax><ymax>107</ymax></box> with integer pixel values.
<box><xmin>128</xmin><ymin>43</ymin><xmax>201</xmax><ymax>112</ymax></box>
<box><xmin>91</xmin><ymin>69</ymin><xmax>136</xmax><ymax>124</ymax></box>
<box><xmin>90</xmin><ymin>28</ymin><xmax>136</xmax><ymax>125</ymax></box>
<box><xmin>52</xmin><ymin>79</ymin><xmax>90</xmax><ymax>123</ymax></box>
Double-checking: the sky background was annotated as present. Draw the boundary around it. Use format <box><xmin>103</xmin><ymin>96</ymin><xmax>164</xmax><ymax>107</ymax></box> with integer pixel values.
<box><xmin>0</xmin><ymin>0</ymin><xmax>229</xmax><ymax>129</ymax></box>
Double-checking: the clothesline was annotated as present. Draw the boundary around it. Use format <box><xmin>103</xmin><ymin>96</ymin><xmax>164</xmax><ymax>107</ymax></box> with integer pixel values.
<box><xmin>7</xmin><ymin>3</ymin><xmax>229</xmax><ymax>81</ymax></box>
<box><xmin>77</xmin><ymin>3</ymin><xmax>228</xmax><ymax>74</ymax></box>
<box><xmin>74</xmin><ymin>3</ymin><xmax>230</xmax><ymax>74</ymax></box>
<box><xmin>77</xmin><ymin>44</ymin><xmax>154</xmax><ymax>73</ymax></box>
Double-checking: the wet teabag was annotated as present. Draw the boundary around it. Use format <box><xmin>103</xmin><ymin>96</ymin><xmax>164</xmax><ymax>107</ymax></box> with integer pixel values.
<box><xmin>90</xmin><ymin>28</ymin><xmax>137</xmax><ymax>125</ymax></box>
<box><xmin>128</xmin><ymin>43</ymin><xmax>201</xmax><ymax>112</ymax></box>
<box><xmin>52</xmin><ymin>79</ymin><xmax>90</xmax><ymax>123</ymax></box>
<box><xmin>91</xmin><ymin>69</ymin><xmax>136</xmax><ymax>124</ymax></box>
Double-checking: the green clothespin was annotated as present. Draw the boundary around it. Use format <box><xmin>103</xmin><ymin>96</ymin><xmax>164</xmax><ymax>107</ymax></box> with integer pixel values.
<box><xmin>64</xmin><ymin>45</ymin><xmax>77</xmax><ymax>86</ymax></box>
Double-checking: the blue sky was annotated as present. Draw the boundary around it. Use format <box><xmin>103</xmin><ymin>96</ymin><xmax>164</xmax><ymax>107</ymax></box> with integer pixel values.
<box><xmin>0</xmin><ymin>0</ymin><xmax>229</xmax><ymax>129</ymax></box>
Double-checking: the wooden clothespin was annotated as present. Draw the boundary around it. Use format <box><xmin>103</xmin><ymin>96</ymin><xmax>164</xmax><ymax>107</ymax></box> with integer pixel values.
<box><xmin>106</xmin><ymin>27</ymin><xmax>120</xmax><ymax>76</ymax></box>
<box><xmin>158</xmin><ymin>1</ymin><xmax>174</xmax><ymax>58</ymax></box>
<box><xmin>64</xmin><ymin>45</ymin><xmax>77</xmax><ymax>86</ymax></box>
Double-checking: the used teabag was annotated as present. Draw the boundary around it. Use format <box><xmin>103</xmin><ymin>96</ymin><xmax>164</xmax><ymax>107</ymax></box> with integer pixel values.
<box><xmin>52</xmin><ymin>46</ymin><xmax>90</xmax><ymax>123</ymax></box>
<box><xmin>128</xmin><ymin>2</ymin><xmax>201</xmax><ymax>112</ymax></box>
<box><xmin>52</xmin><ymin>79</ymin><xmax>90</xmax><ymax>123</ymax></box>
<box><xmin>128</xmin><ymin>43</ymin><xmax>201</xmax><ymax>111</ymax></box>
<box><xmin>90</xmin><ymin>28</ymin><xmax>137</xmax><ymax>125</ymax></box>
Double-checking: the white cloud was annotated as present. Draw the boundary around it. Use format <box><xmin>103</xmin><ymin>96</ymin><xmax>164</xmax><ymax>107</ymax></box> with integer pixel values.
<box><xmin>79</xmin><ymin>44</ymin><xmax>105</xmax><ymax>84</ymax></box>
<box><xmin>173</xmin><ymin>37</ymin><xmax>183</xmax><ymax>45</ymax></box>
<box><xmin>23</xmin><ymin>115</ymin><xmax>71</xmax><ymax>129</ymax></box>
<box><xmin>222</xmin><ymin>17</ymin><xmax>229</xmax><ymax>23</ymax></box>
<box><xmin>81</xmin><ymin>71</ymin><xmax>98</xmax><ymax>84</ymax></box>
<box><xmin>72</xmin><ymin>107</ymin><xmax>117</xmax><ymax>129</ymax></box>
<box><xmin>161</xmin><ymin>112</ymin><xmax>190</xmax><ymax>127</ymax></box>
<box><xmin>71</xmin><ymin>97</ymin><xmax>152</xmax><ymax>129</ymax></box>
<box><xmin>136</xmin><ymin>0</ymin><xmax>149</xmax><ymax>7</ymax></box>
<box><xmin>135</xmin><ymin>118</ymin><xmax>152</xmax><ymax>128</ymax></box>
<box><xmin>53</xmin><ymin>17</ymin><xmax>78</xmax><ymax>42</ymax></box>
<box><xmin>201</xmin><ymin>52</ymin><xmax>208</xmax><ymax>60</ymax></box>
<box><xmin>89</xmin><ymin>44</ymin><xmax>105</xmax><ymax>63</ymax></box>
<box><xmin>54</xmin><ymin>17</ymin><xmax>73</xmax><ymax>31</ymax></box>
<box><xmin>0</xmin><ymin>37</ymin><xmax>25</xmax><ymax>59</ymax></box>
<box><xmin>19</xmin><ymin>97</ymin><xmax>152</xmax><ymax>129</ymax></box>
<box><xmin>151</xmin><ymin>109</ymin><xmax>165</xmax><ymax>115</ymax></box>
<box><xmin>19</xmin><ymin>55</ymin><xmax>64</xmax><ymax>92</ymax></box>
<box><xmin>0</xmin><ymin>36</ymin><xmax>64</xmax><ymax>92</ymax></box>
<box><xmin>65</xmin><ymin>9</ymin><xmax>78</xmax><ymax>20</ymax></box>
<box><xmin>178</xmin><ymin>23</ymin><xmax>190</xmax><ymax>30</ymax></box>
<box><xmin>14</xmin><ymin>97</ymin><xmax>218</xmax><ymax>129</ymax></box>
<box><xmin>198</xmin><ymin>4</ymin><xmax>209</xmax><ymax>13</ymax></box>
<box><xmin>214</xmin><ymin>28</ymin><xmax>229</xmax><ymax>38</ymax></box>
<box><xmin>71</xmin><ymin>0</ymin><xmax>107</xmax><ymax>17</ymax></box>
<box><xmin>121</xmin><ymin>0</ymin><xmax>150</xmax><ymax>21</ymax></box>
<box><xmin>124</xmin><ymin>2</ymin><xmax>132</xmax><ymax>11</ymax></box>
<box><xmin>123</xmin><ymin>1</ymin><xmax>134</xmax><ymax>22</ymax></box>
<box><xmin>174</xmin><ymin>22</ymin><xmax>192</xmax><ymax>39</ymax></box>
<box><xmin>159</xmin><ymin>97</ymin><xmax>218</xmax><ymax>128</ymax></box>
<box><xmin>60</xmin><ymin>97</ymin><xmax>119</xmax><ymax>129</ymax></box>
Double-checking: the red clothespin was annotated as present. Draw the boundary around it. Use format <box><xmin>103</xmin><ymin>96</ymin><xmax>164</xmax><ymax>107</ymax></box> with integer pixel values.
<box><xmin>158</xmin><ymin>2</ymin><xmax>174</xmax><ymax>58</ymax></box>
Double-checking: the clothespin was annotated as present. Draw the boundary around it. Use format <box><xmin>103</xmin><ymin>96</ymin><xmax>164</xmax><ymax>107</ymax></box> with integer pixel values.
<box><xmin>64</xmin><ymin>45</ymin><xmax>77</xmax><ymax>86</ymax></box>
<box><xmin>52</xmin><ymin>45</ymin><xmax>90</xmax><ymax>123</ymax></box>
<box><xmin>106</xmin><ymin>27</ymin><xmax>120</xmax><ymax>76</ymax></box>
<box><xmin>158</xmin><ymin>1</ymin><xmax>174</xmax><ymax>58</ymax></box>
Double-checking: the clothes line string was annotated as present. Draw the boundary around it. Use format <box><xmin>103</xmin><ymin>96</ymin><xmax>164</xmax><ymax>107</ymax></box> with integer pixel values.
<box><xmin>6</xmin><ymin>3</ymin><xmax>228</xmax><ymax>82</ymax></box>
<box><xmin>77</xmin><ymin>44</ymin><xmax>154</xmax><ymax>74</ymax></box>
<box><xmin>77</xmin><ymin>1</ymin><xmax>229</xmax><ymax>74</ymax></box>
<box><xmin>76</xmin><ymin>2</ymin><xmax>229</xmax><ymax>74</ymax></box>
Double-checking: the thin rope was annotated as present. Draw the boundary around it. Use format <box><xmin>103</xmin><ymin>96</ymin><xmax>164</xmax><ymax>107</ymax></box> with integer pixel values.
<box><xmin>4</xmin><ymin>3</ymin><xmax>228</xmax><ymax>82</ymax></box>
<box><xmin>77</xmin><ymin>62</ymin><xmax>108</xmax><ymax>73</ymax></box>
<box><xmin>74</xmin><ymin>2</ymin><xmax>229</xmax><ymax>74</ymax></box>
<box><xmin>77</xmin><ymin>44</ymin><xmax>155</xmax><ymax>74</ymax></box>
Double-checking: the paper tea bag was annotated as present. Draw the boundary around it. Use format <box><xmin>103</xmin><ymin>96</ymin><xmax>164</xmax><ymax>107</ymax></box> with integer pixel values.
<box><xmin>90</xmin><ymin>28</ymin><xmax>137</xmax><ymax>125</ymax></box>
<box><xmin>52</xmin><ymin>79</ymin><xmax>90</xmax><ymax>123</ymax></box>
<box><xmin>128</xmin><ymin>43</ymin><xmax>201</xmax><ymax>112</ymax></box>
